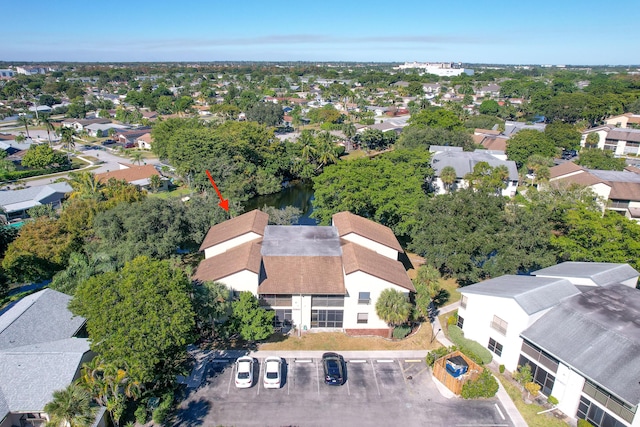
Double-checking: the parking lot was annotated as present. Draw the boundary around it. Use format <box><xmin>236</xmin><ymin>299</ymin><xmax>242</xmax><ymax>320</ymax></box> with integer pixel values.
<box><xmin>172</xmin><ymin>356</ymin><xmax>513</xmax><ymax>427</ymax></box>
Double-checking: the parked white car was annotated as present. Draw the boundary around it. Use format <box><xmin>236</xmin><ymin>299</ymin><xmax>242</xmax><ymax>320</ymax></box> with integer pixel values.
<box><xmin>235</xmin><ymin>356</ymin><xmax>254</xmax><ymax>388</ymax></box>
<box><xmin>263</xmin><ymin>356</ymin><xmax>283</xmax><ymax>389</ymax></box>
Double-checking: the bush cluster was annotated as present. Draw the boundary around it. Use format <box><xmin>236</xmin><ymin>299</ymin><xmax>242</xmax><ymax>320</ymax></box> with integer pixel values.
<box><xmin>425</xmin><ymin>346</ymin><xmax>451</xmax><ymax>367</ymax></box>
<box><xmin>461</xmin><ymin>369</ymin><xmax>499</xmax><ymax>399</ymax></box>
<box><xmin>577</xmin><ymin>419</ymin><xmax>595</xmax><ymax>427</ymax></box>
<box><xmin>392</xmin><ymin>325</ymin><xmax>411</xmax><ymax>339</ymax></box>
<box><xmin>448</xmin><ymin>325</ymin><xmax>493</xmax><ymax>365</ymax></box>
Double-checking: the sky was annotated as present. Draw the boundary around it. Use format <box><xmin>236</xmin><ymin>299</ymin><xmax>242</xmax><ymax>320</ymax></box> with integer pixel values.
<box><xmin>2</xmin><ymin>0</ymin><xmax>639</xmax><ymax>65</ymax></box>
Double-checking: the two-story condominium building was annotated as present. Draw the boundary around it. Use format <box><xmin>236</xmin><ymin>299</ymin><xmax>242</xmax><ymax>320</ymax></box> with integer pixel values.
<box><xmin>457</xmin><ymin>262</ymin><xmax>640</xmax><ymax>427</ymax></box>
<box><xmin>193</xmin><ymin>210</ymin><xmax>414</xmax><ymax>335</ymax></box>
<box><xmin>581</xmin><ymin>126</ymin><xmax>640</xmax><ymax>156</ymax></box>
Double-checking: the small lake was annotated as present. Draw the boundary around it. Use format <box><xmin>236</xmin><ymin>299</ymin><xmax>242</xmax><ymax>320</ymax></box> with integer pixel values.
<box><xmin>243</xmin><ymin>180</ymin><xmax>317</xmax><ymax>225</ymax></box>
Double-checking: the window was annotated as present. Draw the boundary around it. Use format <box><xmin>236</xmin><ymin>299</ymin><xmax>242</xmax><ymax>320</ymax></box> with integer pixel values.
<box><xmin>456</xmin><ymin>315</ymin><xmax>464</xmax><ymax>329</ymax></box>
<box><xmin>520</xmin><ymin>341</ymin><xmax>559</xmax><ymax>373</ymax></box>
<box><xmin>311</xmin><ymin>309</ymin><xmax>344</xmax><ymax>328</ymax></box>
<box><xmin>357</xmin><ymin>313</ymin><xmax>368</xmax><ymax>324</ymax></box>
<box><xmin>488</xmin><ymin>338</ymin><xmax>503</xmax><ymax>356</ymax></box>
<box><xmin>490</xmin><ymin>315</ymin><xmax>508</xmax><ymax>335</ymax></box>
<box><xmin>311</xmin><ymin>295</ymin><xmax>344</xmax><ymax>307</ymax></box>
<box><xmin>577</xmin><ymin>396</ymin><xmax>631</xmax><ymax>427</ymax></box>
<box><xmin>270</xmin><ymin>309</ymin><xmax>292</xmax><ymax>329</ymax></box>
<box><xmin>460</xmin><ymin>295</ymin><xmax>468</xmax><ymax>309</ymax></box>
<box><xmin>260</xmin><ymin>294</ymin><xmax>292</xmax><ymax>307</ymax></box>
<box><xmin>581</xmin><ymin>381</ymin><xmax>636</xmax><ymax>424</ymax></box>
<box><xmin>358</xmin><ymin>292</ymin><xmax>371</xmax><ymax>305</ymax></box>
<box><xmin>518</xmin><ymin>355</ymin><xmax>556</xmax><ymax>396</ymax></box>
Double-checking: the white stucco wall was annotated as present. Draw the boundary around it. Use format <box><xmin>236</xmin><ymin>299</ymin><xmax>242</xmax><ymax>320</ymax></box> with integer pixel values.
<box><xmin>217</xmin><ymin>270</ymin><xmax>258</xmax><ymax>294</ymax></box>
<box><xmin>340</xmin><ymin>233</ymin><xmax>399</xmax><ymax>260</ymax></box>
<box><xmin>432</xmin><ymin>178</ymin><xmax>517</xmax><ymax>198</ymax></box>
<box><xmin>342</xmin><ymin>271</ymin><xmax>409</xmax><ymax>329</ymax></box>
<box><xmin>553</xmin><ymin>363</ymin><xmax>585</xmax><ymax>419</ymax></box>
<box><xmin>459</xmin><ymin>293</ymin><xmax>546</xmax><ymax>371</ymax></box>
<box><xmin>580</xmin><ymin>129</ymin><xmax>609</xmax><ymax>149</ymax></box>
<box><xmin>203</xmin><ymin>232</ymin><xmax>262</xmax><ymax>258</ymax></box>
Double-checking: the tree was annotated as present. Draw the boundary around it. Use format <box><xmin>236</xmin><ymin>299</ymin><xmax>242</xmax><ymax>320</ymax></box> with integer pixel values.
<box><xmin>49</xmin><ymin>251</ymin><xmax>116</xmax><ymax>295</ymax></box>
<box><xmin>396</xmin><ymin>127</ymin><xmax>475</xmax><ymax>151</ymax></box>
<box><xmin>375</xmin><ymin>288</ymin><xmax>411</xmax><ymax>332</ymax></box>
<box><xmin>585</xmin><ymin>132</ymin><xmax>600</xmax><ymax>148</ymax></box>
<box><xmin>67</xmin><ymin>171</ymin><xmax>104</xmax><ymax>200</ymax></box>
<box><xmin>407</xmin><ymin>108</ymin><xmax>464</xmax><ymax>131</ymax></box>
<box><xmin>545</xmin><ymin>121</ymin><xmax>581</xmax><ymax>151</ymax></box>
<box><xmin>17</xmin><ymin>115</ymin><xmax>31</xmax><ymax>138</ymax></box>
<box><xmin>40</xmin><ymin>114</ymin><xmax>55</xmax><ymax>145</ymax></box>
<box><xmin>59</xmin><ymin>126</ymin><xmax>76</xmax><ymax>158</ymax></box>
<box><xmin>464</xmin><ymin>162</ymin><xmax>510</xmax><ymax>195</ymax></box>
<box><xmin>21</xmin><ymin>144</ymin><xmax>66</xmax><ymax>169</ymax></box>
<box><xmin>149</xmin><ymin>174</ymin><xmax>162</xmax><ymax>192</ymax></box>
<box><xmin>192</xmin><ymin>281</ymin><xmax>232</xmax><ymax>338</ymax></box>
<box><xmin>231</xmin><ymin>291</ymin><xmax>275</xmax><ymax>341</ymax></box>
<box><xmin>576</xmin><ymin>148</ymin><xmax>626</xmax><ymax>171</ymax></box>
<box><xmin>439</xmin><ymin>166</ymin><xmax>457</xmax><ymax>193</ymax></box>
<box><xmin>44</xmin><ymin>384</ymin><xmax>95</xmax><ymax>427</ymax></box>
<box><xmin>129</xmin><ymin>151</ymin><xmax>143</xmax><ymax>165</ymax></box>
<box><xmin>69</xmin><ymin>257</ymin><xmax>196</xmax><ymax>385</ymax></box>
<box><xmin>478</xmin><ymin>100</ymin><xmax>500</xmax><ymax>115</ymax></box>
<box><xmin>245</xmin><ymin>102</ymin><xmax>284</xmax><ymax>126</ymax></box>
<box><xmin>506</xmin><ymin>129</ymin><xmax>557</xmax><ymax>169</ymax></box>
<box><xmin>260</xmin><ymin>205</ymin><xmax>302</xmax><ymax>225</ymax></box>
<box><xmin>27</xmin><ymin>204</ymin><xmax>57</xmax><ymax>219</ymax></box>
<box><xmin>412</xmin><ymin>264</ymin><xmax>442</xmax><ymax>319</ymax></box>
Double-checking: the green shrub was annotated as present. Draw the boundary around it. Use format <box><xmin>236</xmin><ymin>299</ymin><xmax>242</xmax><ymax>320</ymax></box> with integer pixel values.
<box><xmin>151</xmin><ymin>394</ymin><xmax>173</xmax><ymax>425</ymax></box>
<box><xmin>547</xmin><ymin>395</ymin><xmax>559</xmax><ymax>405</ymax></box>
<box><xmin>447</xmin><ymin>312</ymin><xmax>458</xmax><ymax>326</ymax></box>
<box><xmin>577</xmin><ymin>419</ymin><xmax>594</xmax><ymax>427</ymax></box>
<box><xmin>499</xmin><ymin>364</ymin><xmax>505</xmax><ymax>374</ymax></box>
<box><xmin>514</xmin><ymin>364</ymin><xmax>533</xmax><ymax>385</ymax></box>
<box><xmin>461</xmin><ymin>369</ymin><xmax>499</xmax><ymax>399</ymax></box>
<box><xmin>134</xmin><ymin>405</ymin><xmax>148</xmax><ymax>424</ymax></box>
<box><xmin>426</xmin><ymin>346</ymin><xmax>451</xmax><ymax>367</ymax></box>
<box><xmin>448</xmin><ymin>325</ymin><xmax>493</xmax><ymax>365</ymax></box>
<box><xmin>393</xmin><ymin>325</ymin><xmax>411</xmax><ymax>339</ymax></box>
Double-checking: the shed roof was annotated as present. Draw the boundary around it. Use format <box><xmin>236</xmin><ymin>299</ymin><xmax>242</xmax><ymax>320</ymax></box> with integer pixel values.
<box><xmin>332</xmin><ymin>211</ymin><xmax>403</xmax><ymax>253</ymax></box>
<box><xmin>199</xmin><ymin>210</ymin><xmax>268</xmax><ymax>251</ymax></box>
<box><xmin>460</xmin><ymin>275</ymin><xmax>580</xmax><ymax>315</ymax></box>
<box><xmin>521</xmin><ymin>285</ymin><xmax>640</xmax><ymax>405</ymax></box>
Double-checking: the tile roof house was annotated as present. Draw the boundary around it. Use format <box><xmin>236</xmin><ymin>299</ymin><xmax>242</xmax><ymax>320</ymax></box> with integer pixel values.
<box><xmin>0</xmin><ymin>289</ymin><xmax>105</xmax><ymax>427</ymax></box>
<box><xmin>94</xmin><ymin>164</ymin><xmax>166</xmax><ymax>191</ymax></box>
<box><xmin>458</xmin><ymin>262</ymin><xmax>640</xmax><ymax>427</ymax></box>
<box><xmin>429</xmin><ymin>147</ymin><xmax>519</xmax><ymax>197</ymax></box>
<box><xmin>548</xmin><ymin>162</ymin><xmax>640</xmax><ymax>221</ymax></box>
<box><xmin>194</xmin><ymin>210</ymin><xmax>414</xmax><ymax>335</ymax></box>
<box><xmin>604</xmin><ymin>113</ymin><xmax>640</xmax><ymax>129</ymax></box>
<box><xmin>0</xmin><ymin>182</ymin><xmax>72</xmax><ymax>223</ymax></box>
<box><xmin>580</xmin><ymin>125</ymin><xmax>640</xmax><ymax>156</ymax></box>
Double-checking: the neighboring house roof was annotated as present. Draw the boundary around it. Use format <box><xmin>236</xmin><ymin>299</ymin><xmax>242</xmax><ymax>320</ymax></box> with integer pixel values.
<box><xmin>460</xmin><ymin>275</ymin><xmax>580</xmax><ymax>315</ymax></box>
<box><xmin>0</xmin><ymin>289</ymin><xmax>85</xmax><ymax>350</ymax></box>
<box><xmin>0</xmin><ymin>338</ymin><xmax>90</xmax><ymax>416</ymax></box>
<box><xmin>136</xmin><ymin>133</ymin><xmax>152</xmax><ymax>144</ymax></box>
<box><xmin>480</xmin><ymin>136</ymin><xmax>508</xmax><ymax>152</ymax></box>
<box><xmin>532</xmin><ymin>262</ymin><xmax>639</xmax><ymax>287</ymax></box>
<box><xmin>609</xmin><ymin>181</ymin><xmax>640</xmax><ymax>201</ymax></box>
<box><xmin>94</xmin><ymin>164</ymin><xmax>159</xmax><ymax>187</ymax></box>
<box><xmin>115</xmin><ymin>127</ymin><xmax>152</xmax><ymax>142</ymax></box>
<box><xmin>259</xmin><ymin>255</ymin><xmax>346</xmax><ymax>295</ymax></box>
<box><xmin>549</xmin><ymin>161</ymin><xmax>585</xmax><ymax>179</ymax></box>
<box><xmin>192</xmin><ymin>241</ymin><xmax>262</xmax><ymax>282</ymax></box>
<box><xmin>199</xmin><ymin>210</ymin><xmax>269</xmax><ymax>252</ymax></box>
<box><xmin>430</xmin><ymin>150</ymin><xmax>519</xmax><ymax>181</ymax></box>
<box><xmin>606</xmin><ymin>128</ymin><xmax>640</xmax><ymax>143</ymax></box>
<box><xmin>342</xmin><ymin>243</ymin><xmax>415</xmax><ymax>291</ymax></box>
<box><xmin>521</xmin><ymin>284</ymin><xmax>640</xmax><ymax>406</ymax></box>
<box><xmin>502</xmin><ymin>121</ymin><xmax>546</xmax><ymax>137</ymax></box>
<box><xmin>61</xmin><ymin>118</ymin><xmax>110</xmax><ymax>127</ymax></box>
<box><xmin>0</xmin><ymin>182</ymin><xmax>72</xmax><ymax>214</ymax></box>
<box><xmin>332</xmin><ymin>211</ymin><xmax>403</xmax><ymax>253</ymax></box>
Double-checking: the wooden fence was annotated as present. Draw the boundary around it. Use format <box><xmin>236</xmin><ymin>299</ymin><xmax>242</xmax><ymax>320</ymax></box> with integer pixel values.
<box><xmin>432</xmin><ymin>350</ymin><xmax>483</xmax><ymax>395</ymax></box>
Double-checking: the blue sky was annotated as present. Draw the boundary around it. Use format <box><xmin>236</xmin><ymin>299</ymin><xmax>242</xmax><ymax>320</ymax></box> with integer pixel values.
<box><xmin>3</xmin><ymin>0</ymin><xmax>639</xmax><ymax>65</ymax></box>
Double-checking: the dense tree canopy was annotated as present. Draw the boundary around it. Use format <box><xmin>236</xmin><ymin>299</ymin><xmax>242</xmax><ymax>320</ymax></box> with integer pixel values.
<box><xmin>575</xmin><ymin>148</ymin><xmax>626</xmax><ymax>171</ymax></box>
<box><xmin>70</xmin><ymin>257</ymin><xmax>196</xmax><ymax>385</ymax></box>
<box><xmin>408</xmin><ymin>108</ymin><xmax>464</xmax><ymax>131</ymax></box>
<box><xmin>506</xmin><ymin>129</ymin><xmax>557</xmax><ymax>169</ymax></box>
<box><xmin>312</xmin><ymin>149</ymin><xmax>432</xmax><ymax>238</ymax></box>
<box><xmin>396</xmin><ymin>127</ymin><xmax>475</xmax><ymax>151</ymax></box>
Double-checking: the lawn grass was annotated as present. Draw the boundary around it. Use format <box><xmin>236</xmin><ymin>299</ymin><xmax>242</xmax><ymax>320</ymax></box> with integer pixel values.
<box><xmin>495</xmin><ymin>372</ymin><xmax>569</xmax><ymax>427</ymax></box>
<box><xmin>406</xmin><ymin>251</ymin><xmax>460</xmax><ymax>306</ymax></box>
<box><xmin>341</xmin><ymin>150</ymin><xmax>368</xmax><ymax>160</ymax></box>
<box><xmin>148</xmin><ymin>186</ymin><xmax>193</xmax><ymax>199</ymax></box>
<box><xmin>259</xmin><ymin>322</ymin><xmax>442</xmax><ymax>352</ymax></box>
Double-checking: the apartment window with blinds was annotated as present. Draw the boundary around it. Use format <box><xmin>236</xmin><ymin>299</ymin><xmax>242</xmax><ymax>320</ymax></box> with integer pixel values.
<box><xmin>490</xmin><ymin>315</ymin><xmax>508</xmax><ymax>335</ymax></box>
<box><xmin>358</xmin><ymin>292</ymin><xmax>371</xmax><ymax>305</ymax></box>
<box><xmin>357</xmin><ymin>313</ymin><xmax>369</xmax><ymax>324</ymax></box>
<box><xmin>460</xmin><ymin>295</ymin><xmax>468</xmax><ymax>309</ymax></box>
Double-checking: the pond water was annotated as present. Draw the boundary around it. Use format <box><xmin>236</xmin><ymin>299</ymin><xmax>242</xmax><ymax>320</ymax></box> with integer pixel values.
<box><xmin>243</xmin><ymin>180</ymin><xmax>317</xmax><ymax>225</ymax></box>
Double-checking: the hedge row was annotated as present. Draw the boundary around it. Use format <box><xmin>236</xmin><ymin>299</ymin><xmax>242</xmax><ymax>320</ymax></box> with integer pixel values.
<box><xmin>0</xmin><ymin>165</ymin><xmax>74</xmax><ymax>182</ymax></box>
<box><xmin>448</xmin><ymin>325</ymin><xmax>493</xmax><ymax>365</ymax></box>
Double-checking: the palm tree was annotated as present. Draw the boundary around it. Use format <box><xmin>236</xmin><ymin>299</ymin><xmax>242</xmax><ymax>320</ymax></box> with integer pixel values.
<box><xmin>40</xmin><ymin>114</ymin><xmax>55</xmax><ymax>146</ymax></box>
<box><xmin>44</xmin><ymin>384</ymin><xmax>95</xmax><ymax>427</ymax></box>
<box><xmin>299</xmin><ymin>130</ymin><xmax>317</xmax><ymax>163</ymax></box>
<box><xmin>314</xmin><ymin>132</ymin><xmax>338</xmax><ymax>172</ymax></box>
<box><xmin>129</xmin><ymin>151</ymin><xmax>143</xmax><ymax>166</ymax></box>
<box><xmin>67</xmin><ymin>171</ymin><xmax>104</xmax><ymax>200</ymax></box>
<box><xmin>342</xmin><ymin>122</ymin><xmax>356</xmax><ymax>152</ymax></box>
<box><xmin>59</xmin><ymin>127</ymin><xmax>76</xmax><ymax>159</ymax></box>
<box><xmin>149</xmin><ymin>174</ymin><xmax>162</xmax><ymax>192</ymax></box>
<box><xmin>375</xmin><ymin>288</ymin><xmax>412</xmax><ymax>337</ymax></box>
<box><xmin>439</xmin><ymin>166</ymin><xmax>457</xmax><ymax>193</ymax></box>
<box><xmin>17</xmin><ymin>115</ymin><xmax>31</xmax><ymax>139</ymax></box>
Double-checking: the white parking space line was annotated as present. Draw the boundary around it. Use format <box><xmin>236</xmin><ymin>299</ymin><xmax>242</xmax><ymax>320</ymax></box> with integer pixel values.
<box><xmin>377</xmin><ymin>359</ymin><xmax>394</xmax><ymax>363</ymax></box>
<box><xmin>346</xmin><ymin>374</ymin><xmax>350</xmax><ymax>395</ymax></box>
<box><xmin>287</xmin><ymin>361</ymin><xmax>291</xmax><ymax>395</ymax></box>
<box><xmin>256</xmin><ymin>360</ymin><xmax>262</xmax><ymax>395</ymax></box>
<box><xmin>295</xmin><ymin>359</ymin><xmax>312</xmax><ymax>363</ymax></box>
<box><xmin>494</xmin><ymin>404</ymin><xmax>505</xmax><ymax>420</ymax></box>
<box><xmin>404</xmin><ymin>359</ymin><xmax>422</xmax><ymax>363</ymax></box>
<box><xmin>227</xmin><ymin>363</ymin><xmax>234</xmax><ymax>394</ymax></box>
<box><xmin>316</xmin><ymin>359</ymin><xmax>320</xmax><ymax>395</ymax></box>
<box><xmin>370</xmin><ymin>360</ymin><xmax>381</xmax><ymax>396</ymax></box>
<box><xmin>349</xmin><ymin>359</ymin><xmax>367</xmax><ymax>363</ymax></box>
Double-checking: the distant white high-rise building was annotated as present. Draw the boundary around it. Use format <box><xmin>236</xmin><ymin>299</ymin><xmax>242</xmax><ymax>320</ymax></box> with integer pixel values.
<box><xmin>395</xmin><ymin>62</ymin><xmax>474</xmax><ymax>76</ymax></box>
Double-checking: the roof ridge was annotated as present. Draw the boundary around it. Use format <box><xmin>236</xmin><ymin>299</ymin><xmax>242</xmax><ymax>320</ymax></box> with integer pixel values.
<box><xmin>0</xmin><ymin>289</ymin><xmax>48</xmax><ymax>335</ymax></box>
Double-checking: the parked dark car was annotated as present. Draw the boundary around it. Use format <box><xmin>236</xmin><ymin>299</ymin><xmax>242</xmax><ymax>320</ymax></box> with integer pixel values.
<box><xmin>561</xmin><ymin>149</ymin><xmax>577</xmax><ymax>160</ymax></box>
<box><xmin>322</xmin><ymin>352</ymin><xmax>345</xmax><ymax>385</ymax></box>
<box><xmin>102</xmin><ymin>139</ymin><xmax>116</xmax><ymax>145</ymax></box>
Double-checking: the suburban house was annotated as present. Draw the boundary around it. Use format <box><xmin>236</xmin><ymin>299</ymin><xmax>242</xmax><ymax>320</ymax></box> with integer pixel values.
<box><xmin>457</xmin><ymin>262</ymin><xmax>640</xmax><ymax>427</ymax></box>
<box><xmin>114</xmin><ymin>127</ymin><xmax>152</xmax><ymax>148</ymax></box>
<box><xmin>84</xmin><ymin>122</ymin><xmax>129</xmax><ymax>138</ymax></box>
<box><xmin>0</xmin><ymin>289</ymin><xmax>107</xmax><ymax>427</ymax></box>
<box><xmin>548</xmin><ymin>161</ymin><xmax>640</xmax><ymax>220</ymax></box>
<box><xmin>61</xmin><ymin>118</ymin><xmax>111</xmax><ymax>132</ymax></box>
<box><xmin>193</xmin><ymin>210</ymin><xmax>414</xmax><ymax>335</ymax></box>
<box><xmin>605</xmin><ymin>113</ymin><xmax>640</xmax><ymax>129</ymax></box>
<box><xmin>94</xmin><ymin>164</ymin><xmax>167</xmax><ymax>191</ymax></box>
<box><xmin>135</xmin><ymin>133</ymin><xmax>153</xmax><ymax>150</ymax></box>
<box><xmin>429</xmin><ymin>146</ymin><xmax>519</xmax><ymax>197</ymax></box>
<box><xmin>0</xmin><ymin>182</ymin><xmax>72</xmax><ymax>223</ymax></box>
<box><xmin>502</xmin><ymin>121</ymin><xmax>546</xmax><ymax>137</ymax></box>
<box><xmin>580</xmin><ymin>125</ymin><xmax>640</xmax><ymax>156</ymax></box>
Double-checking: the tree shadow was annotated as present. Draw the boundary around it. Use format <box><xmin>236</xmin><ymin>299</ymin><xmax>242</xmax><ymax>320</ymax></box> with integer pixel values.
<box><xmin>433</xmin><ymin>289</ymin><xmax>450</xmax><ymax>308</ymax></box>
<box><xmin>170</xmin><ymin>398</ymin><xmax>211</xmax><ymax>427</ymax></box>
<box><xmin>398</xmin><ymin>251</ymin><xmax>415</xmax><ymax>271</ymax></box>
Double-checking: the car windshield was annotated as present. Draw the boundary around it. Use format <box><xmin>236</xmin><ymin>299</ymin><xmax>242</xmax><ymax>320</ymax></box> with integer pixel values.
<box><xmin>237</xmin><ymin>372</ymin><xmax>250</xmax><ymax>379</ymax></box>
<box><xmin>326</xmin><ymin>360</ymin><xmax>340</xmax><ymax>375</ymax></box>
<box><xmin>266</xmin><ymin>372</ymin><xmax>278</xmax><ymax>379</ymax></box>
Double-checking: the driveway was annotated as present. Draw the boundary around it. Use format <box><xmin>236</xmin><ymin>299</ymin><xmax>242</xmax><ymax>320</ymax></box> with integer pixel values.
<box><xmin>172</xmin><ymin>352</ymin><xmax>513</xmax><ymax>427</ymax></box>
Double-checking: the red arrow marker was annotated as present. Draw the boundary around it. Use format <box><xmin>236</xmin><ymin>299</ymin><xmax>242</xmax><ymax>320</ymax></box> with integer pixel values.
<box><xmin>205</xmin><ymin>170</ymin><xmax>229</xmax><ymax>211</ymax></box>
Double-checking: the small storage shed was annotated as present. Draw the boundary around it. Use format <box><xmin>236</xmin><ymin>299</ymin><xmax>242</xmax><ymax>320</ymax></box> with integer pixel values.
<box><xmin>432</xmin><ymin>350</ymin><xmax>482</xmax><ymax>395</ymax></box>
<box><xmin>446</xmin><ymin>355</ymin><xmax>469</xmax><ymax>378</ymax></box>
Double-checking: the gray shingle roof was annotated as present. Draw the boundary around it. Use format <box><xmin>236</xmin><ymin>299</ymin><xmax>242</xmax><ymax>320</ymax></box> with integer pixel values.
<box><xmin>521</xmin><ymin>284</ymin><xmax>640</xmax><ymax>405</ymax></box>
<box><xmin>0</xmin><ymin>338</ymin><xmax>90</xmax><ymax>413</ymax></box>
<box><xmin>431</xmin><ymin>150</ymin><xmax>519</xmax><ymax>181</ymax></box>
<box><xmin>532</xmin><ymin>262</ymin><xmax>639</xmax><ymax>287</ymax></box>
<box><xmin>461</xmin><ymin>275</ymin><xmax>580</xmax><ymax>315</ymax></box>
<box><xmin>0</xmin><ymin>183</ymin><xmax>72</xmax><ymax>214</ymax></box>
<box><xmin>0</xmin><ymin>289</ymin><xmax>85</xmax><ymax>350</ymax></box>
<box><xmin>262</xmin><ymin>225</ymin><xmax>342</xmax><ymax>257</ymax></box>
